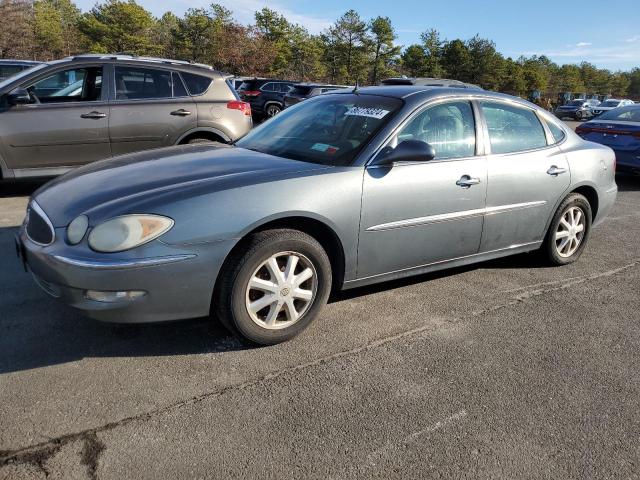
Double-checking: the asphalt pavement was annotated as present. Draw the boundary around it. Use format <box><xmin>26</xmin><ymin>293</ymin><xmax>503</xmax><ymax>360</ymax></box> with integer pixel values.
<box><xmin>1</xmin><ymin>139</ymin><xmax>639</xmax><ymax>478</ymax></box>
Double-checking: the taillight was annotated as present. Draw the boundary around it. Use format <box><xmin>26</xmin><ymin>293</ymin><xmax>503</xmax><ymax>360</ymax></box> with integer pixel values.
<box><xmin>227</xmin><ymin>100</ymin><xmax>251</xmax><ymax>116</ymax></box>
<box><xmin>241</xmin><ymin>90</ymin><xmax>261</xmax><ymax>97</ymax></box>
<box><xmin>575</xmin><ymin>126</ymin><xmax>590</xmax><ymax>135</ymax></box>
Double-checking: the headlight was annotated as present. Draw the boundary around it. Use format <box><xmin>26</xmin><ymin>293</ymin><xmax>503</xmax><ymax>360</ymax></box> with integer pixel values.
<box><xmin>67</xmin><ymin>215</ymin><xmax>89</xmax><ymax>245</ymax></box>
<box><xmin>88</xmin><ymin>215</ymin><xmax>174</xmax><ymax>253</ymax></box>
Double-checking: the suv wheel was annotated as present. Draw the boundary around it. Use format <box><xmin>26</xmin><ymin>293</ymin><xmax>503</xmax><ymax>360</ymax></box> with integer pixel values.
<box><xmin>265</xmin><ymin>104</ymin><xmax>282</xmax><ymax>118</ymax></box>
<box><xmin>214</xmin><ymin>229</ymin><xmax>332</xmax><ymax>345</ymax></box>
<box><xmin>187</xmin><ymin>137</ymin><xmax>215</xmax><ymax>144</ymax></box>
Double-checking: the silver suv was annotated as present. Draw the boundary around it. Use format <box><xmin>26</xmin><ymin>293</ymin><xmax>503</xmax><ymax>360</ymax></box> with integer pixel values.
<box><xmin>0</xmin><ymin>55</ymin><xmax>252</xmax><ymax>180</ymax></box>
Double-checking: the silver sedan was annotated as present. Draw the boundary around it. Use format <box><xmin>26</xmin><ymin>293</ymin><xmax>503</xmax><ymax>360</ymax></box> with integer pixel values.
<box><xmin>17</xmin><ymin>86</ymin><xmax>618</xmax><ymax>344</ymax></box>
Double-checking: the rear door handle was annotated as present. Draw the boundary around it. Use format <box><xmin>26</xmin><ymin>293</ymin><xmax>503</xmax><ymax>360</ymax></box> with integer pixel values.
<box><xmin>547</xmin><ymin>165</ymin><xmax>567</xmax><ymax>176</ymax></box>
<box><xmin>170</xmin><ymin>109</ymin><xmax>192</xmax><ymax>116</ymax></box>
<box><xmin>80</xmin><ymin>111</ymin><xmax>106</xmax><ymax>119</ymax></box>
<box><xmin>456</xmin><ymin>175</ymin><xmax>481</xmax><ymax>188</ymax></box>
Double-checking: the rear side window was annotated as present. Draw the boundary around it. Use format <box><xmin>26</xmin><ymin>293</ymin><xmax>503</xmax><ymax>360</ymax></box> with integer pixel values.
<box><xmin>544</xmin><ymin>118</ymin><xmax>566</xmax><ymax>144</ymax></box>
<box><xmin>181</xmin><ymin>72</ymin><xmax>212</xmax><ymax>96</ymax></box>
<box><xmin>115</xmin><ymin>67</ymin><xmax>173</xmax><ymax>100</ymax></box>
<box><xmin>261</xmin><ymin>82</ymin><xmax>276</xmax><ymax>92</ymax></box>
<box><xmin>481</xmin><ymin>101</ymin><xmax>548</xmax><ymax>154</ymax></box>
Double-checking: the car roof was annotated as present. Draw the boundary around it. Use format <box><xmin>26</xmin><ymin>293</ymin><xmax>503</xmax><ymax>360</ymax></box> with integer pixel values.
<box><xmin>293</xmin><ymin>83</ymin><xmax>349</xmax><ymax>88</ymax></box>
<box><xmin>381</xmin><ymin>77</ymin><xmax>482</xmax><ymax>89</ymax></box>
<box><xmin>0</xmin><ymin>59</ymin><xmax>42</xmax><ymax>66</ymax></box>
<box><xmin>328</xmin><ymin>85</ymin><xmax>547</xmax><ymax>110</ymax></box>
<box><xmin>39</xmin><ymin>54</ymin><xmax>225</xmax><ymax>78</ymax></box>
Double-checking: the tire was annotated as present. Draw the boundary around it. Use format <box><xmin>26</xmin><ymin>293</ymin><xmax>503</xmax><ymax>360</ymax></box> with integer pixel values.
<box><xmin>542</xmin><ymin>193</ymin><xmax>592</xmax><ymax>265</ymax></box>
<box><xmin>265</xmin><ymin>104</ymin><xmax>282</xmax><ymax>118</ymax></box>
<box><xmin>214</xmin><ymin>229</ymin><xmax>332</xmax><ymax>345</ymax></box>
<box><xmin>186</xmin><ymin>137</ymin><xmax>216</xmax><ymax>144</ymax></box>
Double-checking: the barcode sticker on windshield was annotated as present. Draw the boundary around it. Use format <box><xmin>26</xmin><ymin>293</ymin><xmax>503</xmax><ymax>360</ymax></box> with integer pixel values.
<box><xmin>344</xmin><ymin>107</ymin><xmax>389</xmax><ymax>119</ymax></box>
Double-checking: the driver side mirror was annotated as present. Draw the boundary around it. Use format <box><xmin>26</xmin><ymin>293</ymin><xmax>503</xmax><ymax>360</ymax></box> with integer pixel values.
<box><xmin>7</xmin><ymin>87</ymin><xmax>32</xmax><ymax>105</ymax></box>
<box><xmin>374</xmin><ymin>140</ymin><xmax>436</xmax><ymax>165</ymax></box>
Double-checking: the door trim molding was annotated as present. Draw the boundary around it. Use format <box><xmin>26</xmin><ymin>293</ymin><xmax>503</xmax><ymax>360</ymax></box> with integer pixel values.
<box><xmin>366</xmin><ymin>200</ymin><xmax>547</xmax><ymax>232</ymax></box>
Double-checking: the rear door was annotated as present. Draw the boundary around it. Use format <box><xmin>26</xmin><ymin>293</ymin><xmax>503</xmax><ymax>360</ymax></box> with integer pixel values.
<box><xmin>478</xmin><ymin>100</ymin><xmax>570</xmax><ymax>252</ymax></box>
<box><xmin>108</xmin><ymin>65</ymin><xmax>196</xmax><ymax>155</ymax></box>
<box><xmin>0</xmin><ymin>64</ymin><xmax>110</xmax><ymax>172</ymax></box>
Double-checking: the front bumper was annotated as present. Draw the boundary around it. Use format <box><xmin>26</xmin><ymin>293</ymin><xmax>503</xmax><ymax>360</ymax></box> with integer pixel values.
<box><xmin>17</xmin><ymin>227</ymin><xmax>235</xmax><ymax>323</ymax></box>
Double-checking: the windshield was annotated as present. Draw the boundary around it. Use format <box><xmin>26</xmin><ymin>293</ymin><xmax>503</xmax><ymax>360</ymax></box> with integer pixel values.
<box><xmin>601</xmin><ymin>100</ymin><xmax>621</xmax><ymax>107</ymax></box>
<box><xmin>569</xmin><ymin>100</ymin><xmax>585</xmax><ymax>106</ymax></box>
<box><xmin>597</xmin><ymin>106</ymin><xmax>640</xmax><ymax>122</ymax></box>
<box><xmin>0</xmin><ymin>62</ymin><xmax>47</xmax><ymax>90</ymax></box>
<box><xmin>236</xmin><ymin>93</ymin><xmax>403</xmax><ymax>166</ymax></box>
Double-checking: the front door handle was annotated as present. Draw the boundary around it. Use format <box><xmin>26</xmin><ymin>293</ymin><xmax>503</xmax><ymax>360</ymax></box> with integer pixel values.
<box><xmin>456</xmin><ymin>175</ymin><xmax>481</xmax><ymax>188</ymax></box>
<box><xmin>80</xmin><ymin>111</ymin><xmax>106</xmax><ymax>119</ymax></box>
<box><xmin>170</xmin><ymin>109</ymin><xmax>192</xmax><ymax>116</ymax></box>
<box><xmin>547</xmin><ymin>165</ymin><xmax>567</xmax><ymax>176</ymax></box>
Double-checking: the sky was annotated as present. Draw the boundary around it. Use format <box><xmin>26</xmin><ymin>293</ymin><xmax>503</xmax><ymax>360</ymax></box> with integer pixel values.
<box><xmin>74</xmin><ymin>0</ymin><xmax>640</xmax><ymax>71</ymax></box>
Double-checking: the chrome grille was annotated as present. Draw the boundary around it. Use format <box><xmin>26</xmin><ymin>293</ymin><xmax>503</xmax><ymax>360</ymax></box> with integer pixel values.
<box><xmin>26</xmin><ymin>201</ymin><xmax>54</xmax><ymax>246</ymax></box>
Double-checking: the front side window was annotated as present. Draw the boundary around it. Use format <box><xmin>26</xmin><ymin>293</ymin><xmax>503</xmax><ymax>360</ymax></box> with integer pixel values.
<box><xmin>115</xmin><ymin>67</ymin><xmax>173</xmax><ymax>100</ymax></box>
<box><xmin>236</xmin><ymin>94</ymin><xmax>403</xmax><ymax>166</ymax></box>
<box><xmin>27</xmin><ymin>67</ymin><xmax>103</xmax><ymax>103</ymax></box>
<box><xmin>481</xmin><ymin>101</ymin><xmax>548</xmax><ymax>154</ymax></box>
<box><xmin>392</xmin><ymin>101</ymin><xmax>476</xmax><ymax>160</ymax></box>
<box><xmin>0</xmin><ymin>65</ymin><xmax>24</xmax><ymax>78</ymax></box>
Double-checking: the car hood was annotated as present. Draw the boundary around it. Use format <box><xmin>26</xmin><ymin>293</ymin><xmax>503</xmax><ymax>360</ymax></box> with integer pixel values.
<box><xmin>34</xmin><ymin>144</ymin><xmax>331</xmax><ymax>227</ymax></box>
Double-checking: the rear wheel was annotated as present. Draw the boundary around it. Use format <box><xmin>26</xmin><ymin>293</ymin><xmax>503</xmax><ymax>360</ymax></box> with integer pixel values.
<box><xmin>214</xmin><ymin>229</ymin><xmax>332</xmax><ymax>345</ymax></box>
<box><xmin>542</xmin><ymin>193</ymin><xmax>592</xmax><ymax>265</ymax></box>
<box><xmin>186</xmin><ymin>137</ymin><xmax>216</xmax><ymax>144</ymax></box>
<box><xmin>265</xmin><ymin>104</ymin><xmax>282</xmax><ymax>118</ymax></box>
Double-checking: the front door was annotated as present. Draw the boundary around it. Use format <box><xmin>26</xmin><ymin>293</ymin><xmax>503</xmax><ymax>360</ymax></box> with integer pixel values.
<box><xmin>109</xmin><ymin>66</ymin><xmax>196</xmax><ymax>155</ymax></box>
<box><xmin>477</xmin><ymin>100</ymin><xmax>571</xmax><ymax>252</ymax></box>
<box><xmin>0</xmin><ymin>65</ymin><xmax>110</xmax><ymax>172</ymax></box>
<box><xmin>358</xmin><ymin>100</ymin><xmax>487</xmax><ymax>279</ymax></box>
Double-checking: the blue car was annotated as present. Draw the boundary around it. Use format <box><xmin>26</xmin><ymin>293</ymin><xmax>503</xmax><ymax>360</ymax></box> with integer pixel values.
<box><xmin>576</xmin><ymin>105</ymin><xmax>640</xmax><ymax>174</ymax></box>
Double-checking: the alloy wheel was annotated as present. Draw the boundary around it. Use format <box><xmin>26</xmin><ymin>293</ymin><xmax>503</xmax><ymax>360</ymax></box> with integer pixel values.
<box><xmin>266</xmin><ymin>105</ymin><xmax>281</xmax><ymax>117</ymax></box>
<box><xmin>554</xmin><ymin>206</ymin><xmax>585</xmax><ymax>258</ymax></box>
<box><xmin>245</xmin><ymin>251</ymin><xmax>317</xmax><ymax>330</ymax></box>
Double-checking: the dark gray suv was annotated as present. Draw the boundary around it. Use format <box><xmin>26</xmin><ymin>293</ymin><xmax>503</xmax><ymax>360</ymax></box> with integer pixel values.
<box><xmin>0</xmin><ymin>55</ymin><xmax>252</xmax><ymax>180</ymax></box>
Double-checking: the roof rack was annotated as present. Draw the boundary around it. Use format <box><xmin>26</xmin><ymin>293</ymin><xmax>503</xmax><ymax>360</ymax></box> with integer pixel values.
<box><xmin>69</xmin><ymin>54</ymin><xmax>215</xmax><ymax>71</ymax></box>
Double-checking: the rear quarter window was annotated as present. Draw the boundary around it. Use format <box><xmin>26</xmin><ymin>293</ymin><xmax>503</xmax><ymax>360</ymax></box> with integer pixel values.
<box><xmin>181</xmin><ymin>72</ymin><xmax>213</xmax><ymax>96</ymax></box>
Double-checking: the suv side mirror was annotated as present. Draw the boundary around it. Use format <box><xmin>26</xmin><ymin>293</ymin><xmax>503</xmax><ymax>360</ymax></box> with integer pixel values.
<box><xmin>375</xmin><ymin>140</ymin><xmax>436</xmax><ymax>165</ymax></box>
<box><xmin>7</xmin><ymin>87</ymin><xmax>32</xmax><ymax>105</ymax></box>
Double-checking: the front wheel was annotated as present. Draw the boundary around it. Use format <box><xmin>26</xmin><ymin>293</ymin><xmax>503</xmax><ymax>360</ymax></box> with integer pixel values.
<box><xmin>542</xmin><ymin>193</ymin><xmax>592</xmax><ymax>265</ymax></box>
<box><xmin>214</xmin><ymin>229</ymin><xmax>332</xmax><ymax>345</ymax></box>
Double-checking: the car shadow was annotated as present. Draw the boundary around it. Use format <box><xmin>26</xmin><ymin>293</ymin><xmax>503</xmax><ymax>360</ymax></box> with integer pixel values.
<box><xmin>616</xmin><ymin>173</ymin><xmax>639</xmax><ymax>192</ymax></box>
<box><xmin>0</xmin><ymin>179</ymin><xmax>48</xmax><ymax>198</ymax></box>
<box><xmin>2</xmin><ymin>225</ymin><xmax>544</xmax><ymax>374</ymax></box>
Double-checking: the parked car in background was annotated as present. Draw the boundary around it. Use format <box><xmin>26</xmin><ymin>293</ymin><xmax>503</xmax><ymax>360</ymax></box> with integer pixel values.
<box><xmin>17</xmin><ymin>86</ymin><xmax>616</xmax><ymax>345</ymax></box>
<box><xmin>0</xmin><ymin>60</ymin><xmax>41</xmax><ymax>81</ymax></box>
<box><xmin>283</xmin><ymin>83</ymin><xmax>349</xmax><ymax>108</ymax></box>
<box><xmin>554</xmin><ymin>99</ymin><xmax>600</xmax><ymax>120</ymax></box>
<box><xmin>591</xmin><ymin>99</ymin><xmax>634</xmax><ymax>116</ymax></box>
<box><xmin>237</xmin><ymin>78</ymin><xmax>295</xmax><ymax>119</ymax></box>
<box><xmin>576</xmin><ymin>104</ymin><xmax>640</xmax><ymax>174</ymax></box>
<box><xmin>232</xmin><ymin>76</ymin><xmax>265</xmax><ymax>91</ymax></box>
<box><xmin>0</xmin><ymin>54</ymin><xmax>251</xmax><ymax>180</ymax></box>
<box><xmin>380</xmin><ymin>77</ymin><xmax>482</xmax><ymax>89</ymax></box>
